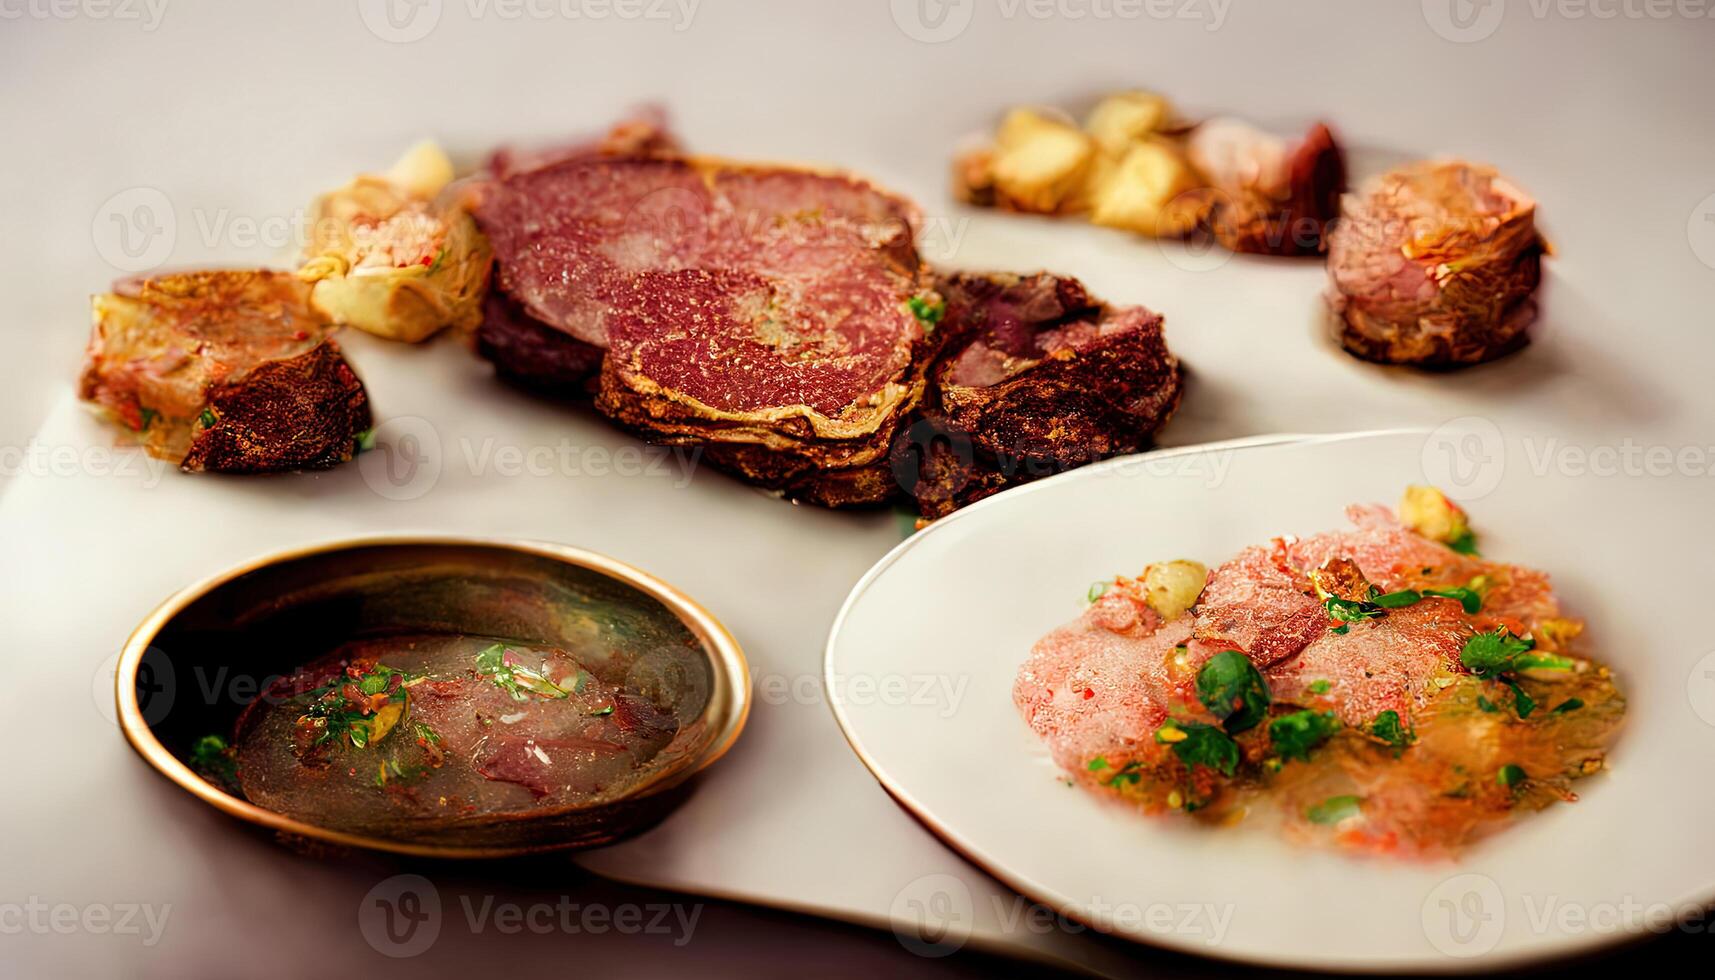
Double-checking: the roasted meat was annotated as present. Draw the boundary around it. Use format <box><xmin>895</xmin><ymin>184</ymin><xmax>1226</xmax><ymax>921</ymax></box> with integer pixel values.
<box><xmin>1015</xmin><ymin>491</ymin><xmax>1623</xmax><ymax>857</ymax></box>
<box><xmin>900</xmin><ymin>272</ymin><xmax>1182</xmax><ymax>518</ymax></box>
<box><xmin>1184</xmin><ymin>119</ymin><xmax>1345</xmax><ymax>257</ymax></box>
<box><xmin>474</xmin><ymin>155</ymin><xmax>940</xmax><ymax>504</ymax></box>
<box><xmin>474</xmin><ymin>290</ymin><xmax>605</xmax><ymax>398</ymax></box>
<box><xmin>1325</xmin><ymin>160</ymin><xmax>1544</xmax><ymax>367</ymax></box>
<box><xmin>78</xmin><ymin>270</ymin><xmax>372</xmax><ymax>473</ymax></box>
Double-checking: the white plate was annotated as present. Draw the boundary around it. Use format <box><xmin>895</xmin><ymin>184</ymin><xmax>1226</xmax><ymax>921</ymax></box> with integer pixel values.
<box><xmin>827</xmin><ymin>430</ymin><xmax>1715</xmax><ymax>972</ymax></box>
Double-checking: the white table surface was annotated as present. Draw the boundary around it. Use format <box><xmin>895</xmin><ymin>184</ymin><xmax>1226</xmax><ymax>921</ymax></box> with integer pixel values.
<box><xmin>2</xmin><ymin>2</ymin><xmax>1712</xmax><ymax>976</ymax></box>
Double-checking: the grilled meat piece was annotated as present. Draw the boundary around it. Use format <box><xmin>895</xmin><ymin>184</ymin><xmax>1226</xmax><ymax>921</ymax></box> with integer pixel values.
<box><xmin>1186</xmin><ymin>119</ymin><xmax>1346</xmax><ymax>256</ymax></box>
<box><xmin>78</xmin><ymin>270</ymin><xmax>371</xmax><ymax>472</ymax></box>
<box><xmin>902</xmin><ymin>272</ymin><xmax>1182</xmax><ymax>518</ymax></box>
<box><xmin>1325</xmin><ymin>160</ymin><xmax>1544</xmax><ymax>367</ymax></box>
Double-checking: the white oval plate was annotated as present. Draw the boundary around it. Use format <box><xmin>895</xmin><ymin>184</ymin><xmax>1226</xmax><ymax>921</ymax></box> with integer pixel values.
<box><xmin>826</xmin><ymin>430</ymin><xmax>1714</xmax><ymax>972</ymax></box>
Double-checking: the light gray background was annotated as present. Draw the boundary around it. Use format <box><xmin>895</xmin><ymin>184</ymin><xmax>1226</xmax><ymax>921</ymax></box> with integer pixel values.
<box><xmin>2</xmin><ymin>0</ymin><xmax>1711</xmax><ymax>976</ymax></box>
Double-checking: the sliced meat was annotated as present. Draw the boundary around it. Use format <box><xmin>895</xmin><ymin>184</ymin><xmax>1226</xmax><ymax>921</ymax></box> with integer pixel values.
<box><xmin>1265</xmin><ymin>602</ymin><xmax>1470</xmax><ymax>728</ymax></box>
<box><xmin>903</xmin><ymin>272</ymin><xmax>1183</xmax><ymax>519</ymax></box>
<box><xmin>1325</xmin><ymin>160</ymin><xmax>1543</xmax><ymax>368</ymax></box>
<box><xmin>485</xmin><ymin>106</ymin><xmax>682</xmax><ymax>180</ymax></box>
<box><xmin>1192</xmin><ymin>543</ymin><xmax>1328</xmax><ymax>668</ymax></box>
<box><xmin>78</xmin><ymin>270</ymin><xmax>371</xmax><ymax>473</ymax></box>
<box><xmin>474</xmin><ymin>290</ymin><xmax>605</xmax><ymax>397</ymax></box>
<box><xmin>1186</xmin><ymin>119</ymin><xmax>1345</xmax><ymax>256</ymax></box>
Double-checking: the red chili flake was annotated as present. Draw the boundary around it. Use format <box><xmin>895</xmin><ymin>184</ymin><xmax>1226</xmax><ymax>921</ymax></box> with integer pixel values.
<box><xmin>420</xmin><ymin>255</ymin><xmax>434</xmax><ymax>266</ymax></box>
<box><xmin>1082</xmin><ymin>688</ymin><xmax>1095</xmax><ymax>700</ymax></box>
<box><xmin>292</xmin><ymin>330</ymin><xmax>309</xmax><ymax>341</ymax></box>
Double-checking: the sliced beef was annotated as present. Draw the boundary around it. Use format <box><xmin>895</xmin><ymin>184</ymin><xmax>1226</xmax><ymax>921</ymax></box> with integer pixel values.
<box><xmin>484</xmin><ymin>106</ymin><xmax>682</xmax><ymax>180</ymax></box>
<box><xmin>1192</xmin><ymin>543</ymin><xmax>1328</xmax><ymax>668</ymax></box>
<box><xmin>1325</xmin><ymin>160</ymin><xmax>1543</xmax><ymax>368</ymax></box>
<box><xmin>475</xmin><ymin>290</ymin><xmax>605</xmax><ymax>398</ymax></box>
<box><xmin>79</xmin><ymin>270</ymin><xmax>371</xmax><ymax>473</ymax></box>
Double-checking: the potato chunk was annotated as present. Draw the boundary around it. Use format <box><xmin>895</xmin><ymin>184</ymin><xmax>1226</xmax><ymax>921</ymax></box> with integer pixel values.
<box><xmin>1084</xmin><ymin>91</ymin><xmax>1173</xmax><ymax>156</ymax></box>
<box><xmin>1087</xmin><ymin>140</ymin><xmax>1205</xmax><ymax>237</ymax></box>
<box><xmin>988</xmin><ymin>108</ymin><xmax>1096</xmax><ymax>214</ymax></box>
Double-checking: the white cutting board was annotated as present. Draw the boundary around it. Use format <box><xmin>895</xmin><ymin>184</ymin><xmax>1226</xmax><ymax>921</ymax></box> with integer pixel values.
<box><xmin>3</xmin><ymin>3</ymin><xmax>1712</xmax><ymax>976</ymax></box>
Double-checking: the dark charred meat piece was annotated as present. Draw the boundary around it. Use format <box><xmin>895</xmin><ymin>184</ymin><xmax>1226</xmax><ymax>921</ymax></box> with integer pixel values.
<box><xmin>78</xmin><ymin>270</ymin><xmax>371</xmax><ymax>473</ymax></box>
<box><xmin>902</xmin><ymin>272</ymin><xmax>1182</xmax><ymax>519</ymax></box>
<box><xmin>475</xmin><ymin>290</ymin><xmax>605</xmax><ymax>398</ymax></box>
<box><xmin>1325</xmin><ymin>160</ymin><xmax>1544</xmax><ymax>368</ymax></box>
<box><xmin>1186</xmin><ymin>119</ymin><xmax>1346</xmax><ymax>257</ymax></box>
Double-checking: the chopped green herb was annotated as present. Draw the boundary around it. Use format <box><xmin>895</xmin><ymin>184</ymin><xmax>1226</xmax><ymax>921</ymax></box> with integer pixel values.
<box><xmin>1372</xmin><ymin>590</ymin><xmax>1423</xmax><ymax>609</ymax></box>
<box><xmin>1422</xmin><ymin>587</ymin><xmax>1483</xmax><ymax>614</ymax></box>
<box><xmin>906</xmin><ymin>295</ymin><xmax>945</xmax><ymax>329</ymax></box>
<box><xmin>1497</xmin><ymin>764</ymin><xmax>1527</xmax><ymax>787</ymax></box>
<box><xmin>1086</xmin><ymin>581</ymin><xmax>1110</xmax><ymax>603</ymax></box>
<box><xmin>138</xmin><ymin>407</ymin><xmax>158</xmax><ymax>431</ymax></box>
<box><xmin>1155</xmin><ymin>720</ymin><xmax>1240</xmax><ymax>777</ymax></box>
<box><xmin>1370</xmin><ymin>709</ymin><xmax>1413</xmax><ymax>747</ymax></box>
<box><xmin>1504</xmin><ymin>679</ymin><xmax>1536</xmax><ymax>719</ymax></box>
<box><xmin>1307</xmin><ymin>795</ymin><xmax>1362</xmax><ymax>825</ymax></box>
<box><xmin>588</xmin><ymin>705</ymin><xmax>615</xmax><ymax>717</ymax></box>
<box><xmin>1194</xmin><ymin>650</ymin><xmax>1270</xmax><ymax>734</ymax></box>
<box><xmin>189</xmin><ymin>734</ymin><xmax>239</xmax><ymax>792</ymax></box>
<box><xmin>475</xmin><ymin>643</ymin><xmax>571</xmax><ymax>701</ymax></box>
<box><xmin>1550</xmin><ymin>698</ymin><xmax>1585</xmax><ymax>715</ymax></box>
<box><xmin>1087</xmin><ymin>756</ymin><xmax>1109</xmax><ymax>772</ymax></box>
<box><xmin>1107</xmin><ymin>762</ymin><xmax>1143</xmax><ymax>788</ymax></box>
<box><xmin>1269</xmin><ymin>709</ymin><xmax>1340</xmax><ymax>762</ymax></box>
<box><xmin>1324</xmin><ymin>596</ymin><xmax>1384</xmax><ymax>624</ymax></box>
<box><xmin>1461</xmin><ymin>629</ymin><xmax>1577</xmax><ymax>678</ymax></box>
<box><xmin>1307</xmin><ymin>679</ymin><xmax>1332</xmax><ymax>695</ymax></box>
<box><xmin>198</xmin><ymin>408</ymin><xmax>217</xmax><ymax>428</ymax></box>
<box><xmin>412</xmin><ymin>722</ymin><xmax>441</xmax><ymax>744</ymax></box>
<box><xmin>355</xmin><ymin>428</ymin><xmax>377</xmax><ymax>452</ymax></box>
<box><xmin>1329</xmin><ymin>624</ymin><xmax>1351</xmax><ymax>635</ymax></box>
<box><xmin>1448</xmin><ymin>530</ymin><xmax>1480</xmax><ymax>556</ymax></box>
<box><xmin>1476</xmin><ymin>695</ymin><xmax>1500</xmax><ymax>713</ymax></box>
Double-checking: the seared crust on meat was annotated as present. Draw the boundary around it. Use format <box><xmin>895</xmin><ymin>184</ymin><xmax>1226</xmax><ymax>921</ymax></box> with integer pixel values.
<box><xmin>475</xmin><ymin>290</ymin><xmax>604</xmax><ymax>398</ymax></box>
<box><xmin>181</xmin><ymin>342</ymin><xmax>371</xmax><ymax>473</ymax></box>
<box><xmin>1325</xmin><ymin>160</ymin><xmax>1544</xmax><ymax>368</ymax></box>
<box><xmin>79</xmin><ymin>270</ymin><xmax>372</xmax><ymax>473</ymax></box>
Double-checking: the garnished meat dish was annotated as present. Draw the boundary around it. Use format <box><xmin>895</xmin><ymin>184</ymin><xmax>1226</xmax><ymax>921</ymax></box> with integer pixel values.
<box><xmin>78</xmin><ymin>270</ymin><xmax>372</xmax><ymax>472</ymax></box>
<box><xmin>1014</xmin><ymin>487</ymin><xmax>1623</xmax><ymax>857</ymax></box>
<box><xmin>1325</xmin><ymin>160</ymin><xmax>1544</xmax><ymax>368</ymax></box>
<box><xmin>215</xmin><ymin>634</ymin><xmax>679</xmax><ymax>839</ymax></box>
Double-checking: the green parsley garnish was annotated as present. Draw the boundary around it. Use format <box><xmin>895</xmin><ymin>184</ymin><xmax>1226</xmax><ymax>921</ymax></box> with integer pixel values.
<box><xmin>1460</xmin><ymin>629</ymin><xmax>1573</xmax><ymax>677</ymax></box>
<box><xmin>906</xmin><ymin>295</ymin><xmax>945</xmax><ymax>330</ymax></box>
<box><xmin>1269</xmin><ymin>709</ymin><xmax>1340</xmax><ymax>762</ymax></box>
<box><xmin>475</xmin><ymin>644</ymin><xmax>571</xmax><ymax>701</ymax></box>
<box><xmin>1307</xmin><ymin>795</ymin><xmax>1362</xmax><ymax>825</ymax></box>
<box><xmin>1155</xmin><ymin>720</ymin><xmax>1239</xmax><ymax>777</ymax></box>
<box><xmin>1448</xmin><ymin>530</ymin><xmax>1480</xmax><ymax>556</ymax></box>
<box><xmin>1370</xmin><ymin>587</ymin><xmax>1482</xmax><ymax>614</ymax></box>
<box><xmin>1086</xmin><ymin>581</ymin><xmax>1109</xmax><ymax>603</ymax></box>
<box><xmin>1324</xmin><ymin>595</ymin><xmax>1384</xmax><ymax>624</ymax></box>
<box><xmin>1370</xmin><ymin>709</ymin><xmax>1414</xmax><ymax>747</ymax></box>
<box><xmin>1194</xmin><ymin>650</ymin><xmax>1270</xmax><ymax>734</ymax></box>
<box><xmin>1476</xmin><ymin>695</ymin><xmax>1500</xmax><ymax>713</ymax></box>
<box><xmin>138</xmin><ymin>407</ymin><xmax>158</xmax><ymax>431</ymax></box>
<box><xmin>355</xmin><ymin>428</ymin><xmax>377</xmax><ymax>452</ymax></box>
<box><xmin>198</xmin><ymin>408</ymin><xmax>217</xmax><ymax>428</ymax></box>
<box><xmin>1307</xmin><ymin>679</ymin><xmax>1332</xmax><ymax>695</ymax></box>
<box><xmin>1550</xmin><ymin>698</ymin><xmax>1585</xmax><ymax>715</ymax></box>
<box><xmin>1329</xmin><ymin>624</ymin><xmax>1351</xmax><ymax>635</ymax></box>
<box><xmin>1504</xmin><ymin>679</ymin><xmax>1536</xmax><ymax>719</ymax></box>
<box><xmin>1497</xmin><ymin>764</ymin><xmax>1527</xmax><ymax>787</ymax></box>
<box><xmin>1087</xmin><ymin>756</ymin><xmax>1109</xmax><ymax>772</ymax></box>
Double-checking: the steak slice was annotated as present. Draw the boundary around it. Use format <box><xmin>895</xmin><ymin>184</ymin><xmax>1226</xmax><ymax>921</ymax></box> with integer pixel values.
<box><xmin>78</xmin><ymin>270</ymin><xmax>371</xmax><ymax>473</ymax></box>
<box><xmin>902</xmin><ymin>272</ymin><xmax>1182</xmax><ymax>518</ymax></box>
<box><xmin>1325</xmin><ymin>160</ymin><xmax>1544</xmax><ymax>368</ymax></box>
<box><xmin>475</xmin><ymin>156</ymin><xmax>938</xmax><ymax>499</ymax></box>
<box><xmin>474</xmin><ymin>290</ymin><xmax>605</xmax><ymax>398</ymax></box>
